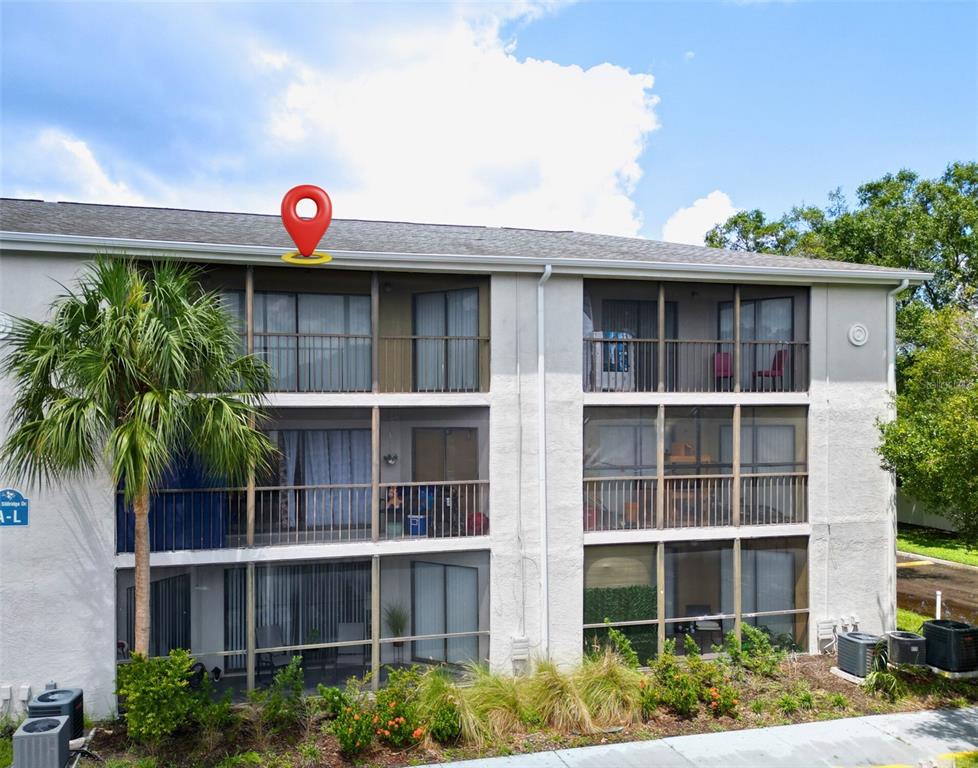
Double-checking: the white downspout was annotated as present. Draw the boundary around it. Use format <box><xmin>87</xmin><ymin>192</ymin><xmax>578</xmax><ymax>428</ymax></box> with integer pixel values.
<box><xmin>537</xmin><ymin>264</ymin><xmax>553</xmax><ymax>657</ymax></box>
<box><xmin>885</xmin><ymin>278</ymin><xmax>910</xmax><ymax>631</ymax></box>
<box><xmin>886</xmin><ymin>279</ymin><xmax>910</xmax><ymax>392</ymax></box>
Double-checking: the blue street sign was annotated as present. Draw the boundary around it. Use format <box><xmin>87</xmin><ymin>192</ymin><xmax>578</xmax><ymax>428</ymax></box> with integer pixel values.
<box><xmin>0</xmin><ymin>489</ymin><xmax>29</xmax><ymax>526</ymax></box>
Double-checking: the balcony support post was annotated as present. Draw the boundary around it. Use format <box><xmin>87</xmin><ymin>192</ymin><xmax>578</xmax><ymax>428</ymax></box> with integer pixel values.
<box><xmin>733</xmin><ymin>538</ymin><xmax>742</xmax><ymax>642</ymax></box>
<box><xmin>371</xmin><ymin>406</ymin><xmax>380</xmax><ymax>542</ymax></box>
<box><xmin>245</xmin><ymin>266</ymin><xmax>256</xmax><ymax>548</ymax></box>
<box><xmin>656</xmin><ymin>405</ymin><xmax>665</xmax><ymax>529</ymax></box>
<box><xmin>371</xmin><ymin>555</ymin><xmax>381</xmax><ymax>691</ymax></box>
<box><xmin>732</xmin><ymin>404</ymin><xmax>741</xmax><ymax>527</ymax></box>
<box><xmin>371</xmin><ymin>272</ymin><xmax>380</xmax><ymax>393</ymax></box>
<box><xmin>733</xmin><ymin>285</ymin><xmax>741</xmax><ymax>393</ymax></box>
<box><xmin>246</xmin><ymin>561</ymin><xmax>256</xmax><ymax>692</ymax></box>
<box><xmin>657</xmin><ymin>282</ymin><xmax>666</xmax><ymax>392</ymax></box>
<box><xmin>656</xmin><ymin>541</ymin><xmax>665</xmax><ymax>656</ymax></box>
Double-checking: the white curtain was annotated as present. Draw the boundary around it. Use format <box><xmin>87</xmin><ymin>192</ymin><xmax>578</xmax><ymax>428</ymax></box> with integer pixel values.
<box><xmin>447</xmin><ymin>289</ymin><xmax>479</xmax><ymax>391</ymax></box>
<box><xmin>756</xmin><ymin>298</ymin><xmax>792</xmax><ymax>341</ymax></box>
<box><xmin>297</xmin><ymin>294</ymin><xmax>371</xmax><ymax>392</ymax></box>
<box><xmin>412</xmin><ymin>563</ymin><xmax>445</xmax><ymax>661</ymax></box>
<box><xmin>281</xmin><ymin>431</ymin><xmax>300</xmax><ymax>526</ymax></box>
<box><xmin>299</xmin><ymin>430</ymin><xmax>371</xmax><ymax>528</ymax></box>
<box><xmin>743</xmin><ymin>549</ymin><xmax>795</xmax><ymax>639</ymax></box>
<box><xmin>254</xmin><ymin>293</ymin><xmax>297</xmax><ymax>390</ymax></box>
<box><xmin>415</xmin><ymin>293</ymin><xmax>445</xmax><ymax>391</ymax></box>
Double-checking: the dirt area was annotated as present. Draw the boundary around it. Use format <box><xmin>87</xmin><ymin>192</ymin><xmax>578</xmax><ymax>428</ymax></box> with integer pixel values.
<box><xmin>82</xmin><ymin>655</ymin><xmax>978</xmax><ymax>768</ymax></box>
<box><xmin>897</xmin><ymin>554</ymin><xmax>978</xmax><ymax>624</ymax></box>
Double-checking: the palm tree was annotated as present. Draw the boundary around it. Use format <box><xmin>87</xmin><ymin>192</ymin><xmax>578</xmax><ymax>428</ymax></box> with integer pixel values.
<box><xmin>1</xmin><ymin>257</ymin><xmax>273</xmax><ymax>656</ymax></box>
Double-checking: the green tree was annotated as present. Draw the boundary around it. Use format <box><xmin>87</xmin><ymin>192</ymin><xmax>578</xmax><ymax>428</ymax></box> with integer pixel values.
<box><xmin>878</xmin><ymin>308</ymin><xmax>978</xmax><ymax>542</ymax></box>
<box><xmin>1</xmin><ymin>257</ymin><xmax>273</xmax><ymax>655</ymax></box>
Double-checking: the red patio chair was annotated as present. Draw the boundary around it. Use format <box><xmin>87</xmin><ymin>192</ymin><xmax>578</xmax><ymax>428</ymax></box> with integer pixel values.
<box><xmin>713</xmin><ymin>351</ymin><xmax>733</xmax><ymax>391</ymax></box>
<box><xmin>753</xmin><ymin>348</ymin><xmax>789</xmax><ymax>391</ymax></box>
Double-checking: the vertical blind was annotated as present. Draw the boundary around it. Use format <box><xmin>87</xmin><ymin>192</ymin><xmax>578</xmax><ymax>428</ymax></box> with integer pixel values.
<box><xmin>411</xmin><ymin>562</ymin><xmax>479</xmax><ymax>664</ymax></box>
<box><xmin>126</xmin><ymin>573</ymin><xmax>191</xmax><ymax>657</ymax></box>
<box><xmin>414</xmin><ymin>288</ymin><xmax>479</xmax><ymax>391</ymax></box>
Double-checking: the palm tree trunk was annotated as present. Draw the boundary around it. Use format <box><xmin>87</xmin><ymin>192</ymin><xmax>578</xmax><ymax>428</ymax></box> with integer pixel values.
<box><xmin>134</xmin><ymin>489</ymin><xmax>151</xmax><ymax>657</ymax></box>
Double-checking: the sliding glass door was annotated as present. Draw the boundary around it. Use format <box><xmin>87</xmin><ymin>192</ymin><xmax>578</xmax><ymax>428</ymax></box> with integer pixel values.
<box><xmin>719</xmin><ymin>297</ymin><xmax>794</xmax><ymax>389</ymax></box>
<box><xmin>411</xmin><ymin>562</ymin><xmax>479</xmax><ymax>664</ymax></box>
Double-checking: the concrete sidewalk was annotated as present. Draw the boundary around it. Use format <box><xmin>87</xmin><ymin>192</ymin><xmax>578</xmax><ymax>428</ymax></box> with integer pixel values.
<box><xmin>434</xmin><ymin>706</ymin><xmax>978</xmax><ymax>768</ymax></box>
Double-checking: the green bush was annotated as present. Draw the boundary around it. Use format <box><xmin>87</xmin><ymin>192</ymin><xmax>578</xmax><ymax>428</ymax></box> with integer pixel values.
<box><xmin>583</xmin><ymin>586</ymin><xmax>656</xmax><ymax>625</ymax></box>
<box><xmin>315</xmin><ymin>684</ymin><xmax>348</xmax><ymax>718</ymax></box>
<box><xmin>415</xmin><ymin>669</ymin><xmax>466</xmax><ymax>744</ymax></box>
<box><xmin>374</xmin><ymin>667</ymin><xmax>423</xmax><ymax>747</ymax></box>
<box><xmin>248</xmin><ymin>656</ymin><xmax>306</xmax><ymax>733</ymax></box>
<box><xmin>116</xmin><ymin>650</ymin><xmax>195</xmax><ymax>743</ymax></box>
<box><xmin>603</xmin><ymin>621</ymin><xmax>640</xmax><ymax>668</ymax></box>
<box><xmin>333</xmin><ymin>700</ymin><xmax>374</xmax><ymax>756</ymax></box>
<box><xmin>717</xmin><ymin>625</ymin><xmax>786</xmax><ymax>677</ymax></box>
<box><xmin>659</xmin><ymin>673</ymin><xmax>699</xmax><ymax>718</ymax></box>
<box><xmin>705</xmin><ymin>683</ymin><xmax>739</xmax><ymax>718</ymax></box>
<box><xmin>775</xmin><ymin>693</ymin><xmax>799</xmax><ymax>716</ymax></box>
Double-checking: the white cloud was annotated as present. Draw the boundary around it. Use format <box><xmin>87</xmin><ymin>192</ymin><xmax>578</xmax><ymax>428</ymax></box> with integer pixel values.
<box><xmin>254</xmin><ymin>49</ymin><xmax>290</xmax><ymax>71</ymax></box>
<box><xmin>661</xmin><ymin>190</ymin><xmax>738</xmax><ymax>246</ymax></box>
<box><xmin>11</xmin><ymin>129</ymin><xmax>149</xmax><ymax>206</ymax></box>
<box><xmin>263</xmin><ymin>7</ymin><xmax>659</xmax><ymax>235</ymax></box>
<box><xmin>684</xmin><ymin>50</ymin><xmax>695</xmax><ymax>60</ymax></box>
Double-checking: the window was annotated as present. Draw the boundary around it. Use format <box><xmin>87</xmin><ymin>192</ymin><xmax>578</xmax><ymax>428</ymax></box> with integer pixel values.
<box><xmin>664</xmin><ymin>407</ymin><xmax>734</xmax><ymax>476</ymax></box>
<box><xmin>125</xmin><ymin>573</ymin><xmax>190</xmax><ymax>658</ymax></box>
<box><xmin>583</xmin><ymin>545</ymin><xmax>658</xmax><ymax>662</ymax></box>
<box><xmin>665</xmin><ymin>541</ymin><xmax>734</xmax><ymax>655</ymax></box>
<box><xmin>742</xmin><ymin>537</ymin><xmax>809</xmax><ymax>651</ymax></box>
<box><xmin>413</xmin><ymin>288</ymin><xmax>480</xmax><ymax>391</ymax></box>
<box><xmin>411</xmin><ymin>562</ymin><xmax>480</xmax><ymax>664</ymax></box>
<box><xmin>223</xmin><ymin>290</ymin><xmax>371</xmax><ymax>391</ymax></box>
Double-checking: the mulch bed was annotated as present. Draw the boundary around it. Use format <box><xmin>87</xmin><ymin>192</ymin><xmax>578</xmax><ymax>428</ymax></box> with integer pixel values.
<box><xmin>84</xmin><ymin>655</ymin><xmax>978</xmax><ymax>768</ymax></box>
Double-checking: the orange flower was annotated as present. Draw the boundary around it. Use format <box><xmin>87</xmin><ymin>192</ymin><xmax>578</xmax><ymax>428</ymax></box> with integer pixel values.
<box><xmin>412</xmin><ymin>727</ymin><xmax>424</xmax><ymax>740</ymax></box>
<box><xmin>353</xmin><ymin>714</ymin><xmax>360</xmax><ymax>721</ymax></box>
<box><xmin>372</xmin><ymin>715</ymin><xmax>379</xmax><ymax>724</ymax></box>
<box><xmin>733</xmin><ymin>699</ymin><xmax>739</xmax><ymax>705</ymax></box>
<box><xmin>389</xmin><ymin>700</ymin><xmax>397</xmax><ymax>708</ymax></box>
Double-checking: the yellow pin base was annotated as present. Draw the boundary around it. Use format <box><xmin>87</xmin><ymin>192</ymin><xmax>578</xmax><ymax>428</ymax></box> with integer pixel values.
<box><xmin>281</xmin><ymin>251</ymin><xmax>333</xmax><ymax>265</ymax></box>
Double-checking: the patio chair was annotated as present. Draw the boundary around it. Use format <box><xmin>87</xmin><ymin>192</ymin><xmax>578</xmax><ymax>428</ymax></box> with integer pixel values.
<box><xmin>753</xmin><ymin>348</ymin><xmax>790</xmax><ymax>391</ymax></box>
<box><xmin>816</xmin><ymin>619</ymin><xmax>838</xmax><ymax>654</ymax></box>
<box><xmin>713</xmin><ymin>351</ymin><xmax>733</xmax><ymax>391</ymax></box>
<box><xmin>256</xmin><ymin>624</ymin><xmax>292</xmax><ymax>684</ymax></box>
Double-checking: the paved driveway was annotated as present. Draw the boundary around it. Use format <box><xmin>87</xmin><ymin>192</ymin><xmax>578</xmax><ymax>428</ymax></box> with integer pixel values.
<box><xmin>897</xmin><ymin>554</ymin><xmax>978</xmax><ymax>625</ymax></box>
<box><xmin>434</xmin><ymin>707</ymin><xmax>978</xmax><ymax>768</ymax></box>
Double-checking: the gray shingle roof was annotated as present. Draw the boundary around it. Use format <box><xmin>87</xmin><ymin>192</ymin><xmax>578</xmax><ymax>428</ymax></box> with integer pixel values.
<box><xmin>1</xmin><ymin>198</ymin><xmax>926</xmax><ymax>279</ymax></box>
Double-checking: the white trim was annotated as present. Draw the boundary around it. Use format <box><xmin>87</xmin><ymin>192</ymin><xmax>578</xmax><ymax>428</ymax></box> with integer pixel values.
<box><xmin>115</xmin><ymin>535</ymin><xmax>491</xmax><ymax>569</ymax></box>
<box><xmin>0</xmin><ymin>231</ymin><xmax>932</xmax><ymax>285</ymax></box>
<box><xmin>583</xmin><ymin>523</ymin><xmax>812</xmax><ymax>545</ymax></box>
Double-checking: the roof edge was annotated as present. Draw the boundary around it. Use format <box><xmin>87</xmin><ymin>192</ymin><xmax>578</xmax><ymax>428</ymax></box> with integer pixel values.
<box><xmin>0</xmin><ymin>230</ymin><xmax>934</xmax><ymax>285</ymax></box>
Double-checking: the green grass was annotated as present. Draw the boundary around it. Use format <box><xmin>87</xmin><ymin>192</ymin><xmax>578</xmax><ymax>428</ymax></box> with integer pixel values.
<box><xmin>0</xmin><ymin>736</ymin><xmax>11</xmax><ymax>768</ymax></box>
<box><xmin>955</xmin><ymin>752</ymin><xmax>978</xmax><ymax>768</ymax></box>
<box><xmin>897</xmin><ymin>526</ymin><xmax>978</xmax><ymax>568</ymax></box>
<box><xmin>897</xmin><ymin>607</ymin><xmax>930</xmax><ymax>632</ymax></box>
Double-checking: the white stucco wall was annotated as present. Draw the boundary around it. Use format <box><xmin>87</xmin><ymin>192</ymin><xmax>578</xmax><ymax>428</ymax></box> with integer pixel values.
<box><xmin>0</xmin><ymin>252</ymin><xmax>118</xmax><ymax>719</ymax></box>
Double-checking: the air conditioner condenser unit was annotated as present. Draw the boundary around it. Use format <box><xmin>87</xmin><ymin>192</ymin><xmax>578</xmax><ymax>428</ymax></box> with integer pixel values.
<box><xmin>12</xmin><ymin>716</ymin><xmax>70</xmax><ymax>768</ymax></box>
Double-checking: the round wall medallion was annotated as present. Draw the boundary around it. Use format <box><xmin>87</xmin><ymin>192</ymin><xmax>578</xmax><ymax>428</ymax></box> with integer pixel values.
<box><xmin>848</xmin><ymin>323</ymin><xmax>869</xmax><ymax>347</ymax></box>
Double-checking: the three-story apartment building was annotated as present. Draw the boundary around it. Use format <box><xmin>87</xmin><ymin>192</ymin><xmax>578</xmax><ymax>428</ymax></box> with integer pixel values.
<box><xmin>0</xmin><ymin>199</ymin><xmax>928</xmax><ymax>717</ymax></box>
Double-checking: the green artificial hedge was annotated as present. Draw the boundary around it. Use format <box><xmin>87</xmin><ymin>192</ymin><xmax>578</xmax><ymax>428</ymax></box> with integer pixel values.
<box><xmin>583</xmin><ymin>585</ymin><xmax>657</xmax><ymax>624</ymax></box>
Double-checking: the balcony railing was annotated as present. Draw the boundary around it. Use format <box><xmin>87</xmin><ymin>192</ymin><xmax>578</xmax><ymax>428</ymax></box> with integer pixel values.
<box><xmin>244</xmin><ymin>333</ymin><xmax>489</xmax><ymax>393</ymax></box>
<box><xmin>584</xmin><ymin>476</ymin><xmax>656</xmax><ymax>531</ymax></box>
<box><xmin>117</xmin><ymin>480</ymin><xmax>489</xmax><ymax>552</ymax></box>
<box><xmin>583</xmin><ymin>337</ymin><xmax>809</xmax><ymax>393</ymax></box>
<box><xmin>582</xmin><ymin>472</ymin><xmax>808</xmax><ymax>531</ymax></box>
<box><xmin>740</xmin><ymin>473</ymin><xmax>808</xmax><ymax>525</ymax></box>
<box><xmin>378</xmin><ymin>336</ymin><xmax>489</xmax><ymax>393</ymax></box>
<box><xmin>379</xmin><ymin>480</ymin><xmax>489</xmax><ymax>539</ymax></box>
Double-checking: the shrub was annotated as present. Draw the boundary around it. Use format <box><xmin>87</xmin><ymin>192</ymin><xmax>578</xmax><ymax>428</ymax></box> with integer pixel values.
<box><xmin>116</xmin><ymin>650</ymin><xmax>195</xmax><ymax>744</ymax></box>
<box><xmin>189</xmin><ymin>678</ymin><xmax>236</xmax><ymax>750</ymax></box>
<box><xmin>315</xmin><ymin>684</ymin><xmax>349</xmax><ymax>719</ymax></box>
<box><xmin>863</xmin><ymin>670</ymin><xmax>903</xmax><ymax>702</ymax></box>
<box><xmin>333</xmin><ymin>700</ymin><xmax>373</xmax><ymax>757</ymax></box>
<box><xmin>705</xmin><ymin>684</ymin><xmax>739</xmax><ymax>718</ymax></box>
<box><xmin>375</xmin><ymin>667</ymin><xmax>423</xmax><ymax>747</ymax></box>
<box><xmin>749</xmin><ymin>699</ymin><xmax>765</xmax><ymax>714</ymax></box>
<box><xmin>574</xmin><ymin>648</ymin><xmax>643</xmax><ymax>726</ymax></box>
<box><xmin>828</xmin><ymin>693</ymin><xmax>848</xmax><ymax>710</ymax></box>
<box><xmin>717</xmin><ymin>625</ymin><xmax>786</xmax><ymax>677</ymax></box>
<box><xmin>525</xmin><ymin>660</ymin><xmax>595</xmax><ymax>734</ymax></box>
<box><xmin>463</xmin><ymin>664</ymin><xmax>526</xmax><ymax>739</ymax></box>
<box><xmin>775</xmin><ymin>693</ymin><xmax>799</xmax><ymax>716</ymax></box>
<box><xmin>658</xmin><ymin>672</ymin><xmax>700</xmax><ymax>719</ymax></box>
<box><xmin>602</xmin><ymin>621</ymin><xmax>640</xmax><ymax>669</ymax></box>
<box><xmin>415</xmin><ymin>668</ymin><xmax>481</xmax><ymax>746</ymax></box>
<box><xmin>798</xmin><ymin>690</ymin><xmax>816</xmax><ymax>711</ymax></box>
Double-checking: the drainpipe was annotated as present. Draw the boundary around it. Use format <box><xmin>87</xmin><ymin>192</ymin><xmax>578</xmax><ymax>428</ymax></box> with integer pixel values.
<box><xmin>537</xmin><ymin>264</ymin><xmax>553</xmax><ymax>657</ymax></box>
<box><xmin>886</xmin><ymin>279</ymin><xmax>910</xmax><ymax>393</ymax></box>
<box><xmin>885</xmin><ymin>278</ymin><xmax>909</xmax><ymax>631</ymax></box>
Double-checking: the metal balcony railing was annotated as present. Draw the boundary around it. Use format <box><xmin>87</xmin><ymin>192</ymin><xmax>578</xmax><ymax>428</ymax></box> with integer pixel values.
<box><xmin>378</xmin><ymin>336</ymin><xmax>489</xmax><ymax>393</ymax></box>
<box><xmin>740</xmin><ymin>473</ymin><xmax>808</xmax><ymax>525</ymax></box>
<box><xmin>583</xmin><ymin>337</ymin><xmax>809</xmax><ymax>393</ymax></box>
<box><xmin>379</xmin><ymin>480</ymin><xmax>489</xmax><ymax>539</ymax></box>
<box><xmin>583</xmin><ymin>476</ymin><xmax>657</xmax><ymax>531</ymax></box>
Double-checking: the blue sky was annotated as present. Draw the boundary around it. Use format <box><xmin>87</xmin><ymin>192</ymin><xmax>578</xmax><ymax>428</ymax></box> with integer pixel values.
<box><xmin>1</xmin><ymin>1</ymin><xmax>975</xmax><ymax>244</ymax></box>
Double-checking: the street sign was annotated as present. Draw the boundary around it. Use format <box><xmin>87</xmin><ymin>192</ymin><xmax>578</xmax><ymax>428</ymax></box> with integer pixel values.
<box><xmin>0</xmin><ymin>488</ymin><xmax>29</xmax><ymax>526</ymax></box>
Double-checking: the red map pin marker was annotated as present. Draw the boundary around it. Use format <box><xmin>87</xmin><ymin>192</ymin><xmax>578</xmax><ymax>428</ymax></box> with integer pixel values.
<box><xmin>281</xmin><ymin>185</ymin><xmax>333</xmax><ymax>257</ymax></box>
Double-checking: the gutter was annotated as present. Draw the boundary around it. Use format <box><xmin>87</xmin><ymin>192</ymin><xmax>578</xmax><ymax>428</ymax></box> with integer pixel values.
<box><xmin>537</xmin><ymin>264</ymin><xmax>553</xmax><ymax>657</ymax></box>
<box><xmin>0</xmin><ymin>231</ymin><xmax>934</xmax><ymax>285</ymax></box>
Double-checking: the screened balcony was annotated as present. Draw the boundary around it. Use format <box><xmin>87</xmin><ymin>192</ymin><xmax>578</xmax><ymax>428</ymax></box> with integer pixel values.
<box><xmin>583</xmin><ymin>281</ymin><xmax>809</xmax><ymax>393</ymax></box>
<box><xmin>115</xmin><ymin>551</ymin><xmax>489</xmax><ymax>695</ymax></box>
<box><xmin>583</xmin><ymin>537</ymin><xmax>809</xmax><ymax>660</ymax></box>
<box><xmin>115</xmin><ymin>407</ymin><xmax>489</xmax><ymax>553</ymax></box>
<box><xmin>214</xmin><ymin>267</ymin><xmax>489</xmax><ymax>394</ymax></box>
<box><xmin>583</xmin><ymin>406</ymin><xmax>808</xmax><ymax>531</ymax></box>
